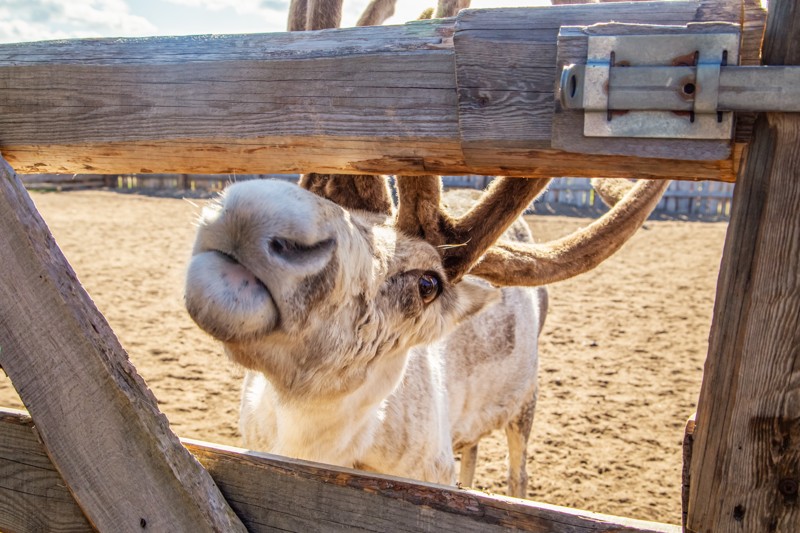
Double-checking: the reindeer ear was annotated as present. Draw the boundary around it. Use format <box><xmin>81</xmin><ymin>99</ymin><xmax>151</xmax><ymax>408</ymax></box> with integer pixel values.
<box><xmin>450</xmin><ymin>277</ymin><xmax>500</xmax><ymax>324</ymax></box>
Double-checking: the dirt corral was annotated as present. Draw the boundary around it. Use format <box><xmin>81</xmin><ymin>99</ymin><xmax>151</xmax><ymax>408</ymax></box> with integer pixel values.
<box><xmin>0</xmin><ymin>188</ymin><xmax>728</xmax><ymax>525</ymax></box>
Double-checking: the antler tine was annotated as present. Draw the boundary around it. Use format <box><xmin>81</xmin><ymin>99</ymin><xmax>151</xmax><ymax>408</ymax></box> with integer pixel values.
<box><xmin>357</xmin><ymin>0</ymin><xmax>398</xmax><ymax>27</ymax></box>
<box><xmin>469</xmin><ymin>179</ymin><xmax>670</xmax><ymax>287</ymax></box>
<box><xmin>395</xmin><ymin>175</ymin><xmax>449</xmax><ymax>245</ymax></box>
<box><xmin>304</xmin><ymin>0</ymin><xmax>343</xmax><ymax>30</ymax></box>
<box><xmin>289</xmin><ymin>0</ymin><xmax>394</xmax><ymax>215</ymax></box>
<box><xmin>395</xmin><ymin>176</ymin><xmax>551</xmax><ymax>283</ymax></box>
<box><xmin>436</xmin><ymin>0</ymin><xmax>471</xmax><ymax>18</ymax></box>
<box><xmin>443</xmin><ymin>177</ymin><xmax>551</xmax><ymax>281</ymax></box>
<box><xmin>287</xmin><ymin>0</ymin><xmax>308</xmax><ymax>31</ymax></box>
<box><xmin>591</xmin><ymin>178</ymin><xmax>636</xmax><ymax>208</ymax></box>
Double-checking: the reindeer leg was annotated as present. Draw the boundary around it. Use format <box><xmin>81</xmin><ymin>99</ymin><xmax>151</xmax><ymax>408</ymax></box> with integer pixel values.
<box><xmin>458</xmin><ymin>444</ymin><xmax>479</xmax><ymax>488</ymax></box>
<box><xmin>505</xmin><ymin>390</ymin><xmax>536</xmax><ymax>498</ymax></box>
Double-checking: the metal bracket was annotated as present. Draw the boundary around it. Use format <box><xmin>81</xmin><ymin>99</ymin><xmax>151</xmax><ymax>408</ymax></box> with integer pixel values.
<box><xmin>561</xmin><ymin>32</ymin><xmax>740</xmax><ymax>140</ymax></box>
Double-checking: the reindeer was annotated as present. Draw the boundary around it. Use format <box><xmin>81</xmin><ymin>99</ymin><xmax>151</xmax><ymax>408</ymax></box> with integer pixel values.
<box><xmin>184</xmin><ymin>0</ymin><xmax>669</xmax><ymax>497</ymax></box>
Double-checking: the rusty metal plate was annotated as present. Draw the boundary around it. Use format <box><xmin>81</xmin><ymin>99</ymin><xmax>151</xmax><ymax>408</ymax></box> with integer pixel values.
<box><xmin>581</xmin><ymin>32</ymin><xmax>739</xmax><ymax>140</ymax></box>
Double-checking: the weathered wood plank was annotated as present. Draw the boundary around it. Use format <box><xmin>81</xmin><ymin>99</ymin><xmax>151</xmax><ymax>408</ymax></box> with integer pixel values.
<box><xmin>0</xmin><ymin>409</ymin><xmax>92</xmax><ymax>533</ymax></box>
<box><xmin>687</xmin><ymin>0</ymin><xmax>800</xmax><ymax>530</ymax></box>
<box><xmin>453</xmin><ymin>0</ymin><xmax>763</xmax><ymax>172</ymax></box>
<box><xmin>681</xmin><ymin>414</ymin><xmax>696</xmax><ymax>531</ymax></box>
<box><xmin>0</xmin><ymin>23</ymin><xmax>461</xmax><ymax>176</ymax></box>
<box><xmin>187</xmin><ymin>440</ymin><xmax>680</xmax><ymax>533</ymax></box>
<box><xmin>0</xmin><ymin>2</ymin><xmax>765</xmax><ymax>180</ymax></box>
<box><xmin>0</xmin><ymin>158</ymin><xmax>246</xmax><ymax>532</ymax></box>
<box><xmin>0</xmin><ymin>408</ymin><xmax>680</xmax><ymax>533</ymax></box>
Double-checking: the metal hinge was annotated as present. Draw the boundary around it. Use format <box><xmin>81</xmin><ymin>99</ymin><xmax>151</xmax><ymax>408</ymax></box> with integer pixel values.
<box><xmin>558</xmin><ymin>31</ymin><xmax>800</xmax><ymax>140</ymax></box>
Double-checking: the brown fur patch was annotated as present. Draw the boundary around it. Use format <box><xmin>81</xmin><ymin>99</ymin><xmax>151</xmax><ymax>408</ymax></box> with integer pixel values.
<box><xmin>285</xmin><ymin>254</ymin><xmax>340</xmax><ymax>326</ymax></box>
<box><xmin>299</xmin><ymin>174</ymin><xmax>393</xmax><ymax>215</ymax></box>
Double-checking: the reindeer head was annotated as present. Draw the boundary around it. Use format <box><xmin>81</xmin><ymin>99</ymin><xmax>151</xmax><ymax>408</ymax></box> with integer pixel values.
<box><xmin>184</xmin><ymin>0</ymin><xmax>669</xmax><ymax>401</ymax></box>
<box><xmin>186</xmin><ymin>176</ymin><xmax>499</xmax><ymax>398</ymax></box>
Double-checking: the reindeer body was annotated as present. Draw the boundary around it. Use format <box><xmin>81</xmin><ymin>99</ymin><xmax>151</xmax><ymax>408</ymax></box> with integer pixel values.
<box><xmin>185</xmin><ymin>0</ymin><xmax>668</xmax><ymax>498</ymax></box>
<box><xmin>235</xmin><ymin>197</ymin><xmax>546</xmax><ymax>487</ymax></box>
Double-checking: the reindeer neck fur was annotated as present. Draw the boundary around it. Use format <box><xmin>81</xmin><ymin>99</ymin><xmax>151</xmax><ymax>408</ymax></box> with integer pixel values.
<box><xmin>186</xmin><ymin>180</ymin><xmax>496</xmax><ymax>480</ymax></box>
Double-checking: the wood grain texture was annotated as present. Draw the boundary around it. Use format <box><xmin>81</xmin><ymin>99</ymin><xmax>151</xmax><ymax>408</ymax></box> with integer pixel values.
<box><xmin>0</xmin><ymin>409</ymin><xmax>682</xmax><ymax>533</ymax></box>
<box><xmin>0</xmin><ymin>23</ymin><xmax>459</xmax><ymax>175</ymax></box>
<box><xmin>186</xmin><ymin>439</ymin><xmax>680</xmax><ymax>533</ymax></box>
<box><xmin>0</xmin><ymin>409</ymin><xmax>92</xmax><ymax>533</ymax></box>
<box><xmin>688</xmin><ymin>2</ymin><xmax>800</xmax><ymax>530</ymax></box>
<box><xmin>0</xmin><ymin>158</ymin><xmax>246</xmax><ymax>532</ymax></box>
<box><xmin>453</xmin><ymin>0</ymin><xmax>764</xmax><ymax>173</ymax></box>
<box><xmin>0</xmin><ymin>3</ymin><xmax>762</xmax><ymax>180</ymax></box>
<box><xmin>681</xmin><ymin>414</ymin><xmax>696</xmax><ymax>532</ymax></box>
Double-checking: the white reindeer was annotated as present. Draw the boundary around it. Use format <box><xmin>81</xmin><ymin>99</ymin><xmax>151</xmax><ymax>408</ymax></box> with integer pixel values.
<box><xmin>184</xmin><ymin>0</ymin><xmax>668</xmax><ymax>497</ymax></box>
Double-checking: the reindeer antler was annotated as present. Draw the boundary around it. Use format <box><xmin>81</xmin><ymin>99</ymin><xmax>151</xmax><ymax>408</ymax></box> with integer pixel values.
<box><xmin>395</xmin><ymin>176</ymin><xmax>551</xmax><ymax>282</ymax></box>
<box><xmin>290</xmin><ymin>0</ymin><xmax>396</xmax><ymax>214</ymax></box>
<box><xmin>396</xmin><ymin>176</ymin><xmax>668</xmax><ymax>285</ymax></box>
<box><xmin>590</xmin><ymin>178</ymin><xmax>636</xmax><ymax>208</ymax></box>
<box><xmin>357</xmin><ymin>0</ymin><xmax>398</xmax><ymax>27</ymax></box>
<box><xmin>299</xmin><ymin>174</ymin><xmax>394</xmax><ymax>213</ymax></box>
<box><xmin>287</xmin><ymin>0</ymin><xmax>308</xmax><ymax>31</ymax></box>
<box><xmin>436</xmin><ymin>0</ymin><xmax>471</xmax><ymax>18</ymax></box>
<box><xmin>469</xmin><ymin>179</ymin><xmax>668</xmax><ymax>286</ymax></box>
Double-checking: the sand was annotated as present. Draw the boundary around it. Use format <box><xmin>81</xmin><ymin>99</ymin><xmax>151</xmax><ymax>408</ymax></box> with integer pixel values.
<box><xmin>0</xmin><ymin>189</ymin><xmax>728</xmax><ymax>525</ymax></box>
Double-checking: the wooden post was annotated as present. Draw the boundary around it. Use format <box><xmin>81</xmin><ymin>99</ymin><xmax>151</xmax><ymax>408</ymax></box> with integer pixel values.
<box><xmin>0</xmin><ymin>158</ymin><xmax>246</xmax><ymax>532</ymax></box>
<box><xmin>687</xmin><ymin>0</ymin><xmax>800</xmax><ymax>530</ymax></box>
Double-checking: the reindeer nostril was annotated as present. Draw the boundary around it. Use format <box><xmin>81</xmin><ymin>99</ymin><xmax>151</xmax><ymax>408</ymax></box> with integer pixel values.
<box><xmin>268</xmin><ymin>237</ymin><xmax>336</xmax><ymax>263</ymax></box>
<box><xmin>270</xmin><ymin>238</ymin><xmax>288</xmax><ymax>255</ymax></box>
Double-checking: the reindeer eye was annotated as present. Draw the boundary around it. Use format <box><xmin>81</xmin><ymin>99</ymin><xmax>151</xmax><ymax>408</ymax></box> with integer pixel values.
<box><xmin>418</xmin><ymin>272</ymin><xmax>441</xmax><ymax>304</ymax></box>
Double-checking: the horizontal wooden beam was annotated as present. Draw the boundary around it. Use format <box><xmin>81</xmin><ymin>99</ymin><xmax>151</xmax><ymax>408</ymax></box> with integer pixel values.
<box><xmin>0</xmin><ymin>0</ymin><xmax>764</xmax><ymax>181</ymax></box>
<box><xmin>0</xmin><ymin>408</ymin><xmax>680</xmax><ymax>533</ymax></box>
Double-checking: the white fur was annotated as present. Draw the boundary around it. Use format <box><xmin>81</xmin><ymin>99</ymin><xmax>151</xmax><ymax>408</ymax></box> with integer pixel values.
<box><xmin>186</xmin><ymin>179</ymin><xmax>543</xmax><ymax>494</ymax></box>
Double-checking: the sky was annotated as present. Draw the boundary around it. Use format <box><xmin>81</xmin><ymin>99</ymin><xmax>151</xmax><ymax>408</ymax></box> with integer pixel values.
<box><xmin>0</xmin><ymin>0</ymin><xmax>549</xmax><ymax>44</ymax></box>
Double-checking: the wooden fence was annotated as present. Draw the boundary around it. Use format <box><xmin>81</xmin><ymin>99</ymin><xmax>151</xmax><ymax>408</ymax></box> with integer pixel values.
<box><xmin>539</xmin><ymin>178</ymin><xmax>735</xmax><ymax>217</ymax></box>
<box><xmin>4</xmin><ymin>1</ymin><xmax>799</xmax><ymax>530</ymax></box>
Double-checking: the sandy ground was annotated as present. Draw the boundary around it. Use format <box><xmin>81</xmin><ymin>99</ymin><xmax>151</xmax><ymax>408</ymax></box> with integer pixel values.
<box><xmin>0</xmin><ymin>188</ymin><xmax>728</xmax><ymax>525</ymax></box>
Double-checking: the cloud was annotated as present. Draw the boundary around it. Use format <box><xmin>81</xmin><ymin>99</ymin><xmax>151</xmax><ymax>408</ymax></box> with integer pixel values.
<box><xmin>165</xmin><ymin>0</ymin><xmax>287</xmax><ymax>18</ymax></box>
<box><xmin>0</xmin><ymin>0</ymin><xmax>157</xmax><ymax>43</ymax></box>
<box><xmin>163</xmin><ymin>0</ymin><xmax>380</xmax><ymax>29</ymax></box>
<box><xmin>260</xmin><ymin>0</ymin><xmax>289</xmax><ymax>10</ymax></box>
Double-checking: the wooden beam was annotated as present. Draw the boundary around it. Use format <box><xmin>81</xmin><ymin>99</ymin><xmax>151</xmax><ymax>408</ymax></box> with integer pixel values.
<box><xmin>0</xmin><ymin>0</ymin><xmax>764</xmax><ymax>181</ymax></box>
<box><xmin>0</xmin><ymin>408</ymin><xmax>680</xmax><ymax>533</ymax></box>
<box><xmin>0</xmin><ymin>409</ymin><xmax>92</xmax><ymax>532</ymax></box>
<box><xmin>687</xmin><ymin>0</ymin><xmax>800</xmax><ymax>530</ymax></box>
<box><xmin>0</xmin><ymin>159</ymin><xmax>246</xmax><ymax>531</ymax></box>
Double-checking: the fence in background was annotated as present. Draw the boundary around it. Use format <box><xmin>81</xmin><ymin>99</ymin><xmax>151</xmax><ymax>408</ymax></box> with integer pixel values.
<box><xmin>22</xmin><ymin>174</ymin><xmax>734</xmax><ymax>218</ymax></box>
<box><xmin>538</xmin><ymin>178</ymin><xmax>735</xmax><ymax>218</ymax></box>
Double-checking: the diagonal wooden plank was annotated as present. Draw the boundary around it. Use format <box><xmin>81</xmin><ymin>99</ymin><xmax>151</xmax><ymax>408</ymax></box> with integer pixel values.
<box><xmin>0</xmin><ymin>157</ymin><xmax>246</xmax><ymax>532</ymax></box>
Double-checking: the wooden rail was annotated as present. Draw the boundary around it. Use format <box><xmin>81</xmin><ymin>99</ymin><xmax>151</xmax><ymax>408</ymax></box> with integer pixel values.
<box><xmin>0</xmin><ymin>0</ymin><xmax>764</xmax><ymax>181</ymax></box>
<box><xmin>0</xmin><ymin>408</ymin><xmax>679</xmax><ymax>533</ymax></box>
